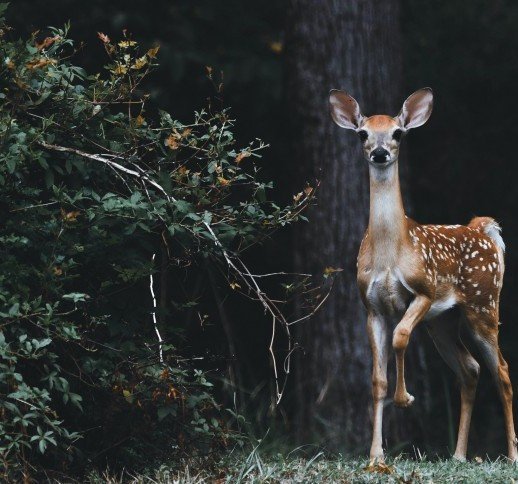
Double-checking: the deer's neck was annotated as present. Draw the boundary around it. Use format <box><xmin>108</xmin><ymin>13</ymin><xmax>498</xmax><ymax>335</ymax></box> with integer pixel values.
<box><xmin>368</xmin><ymin>162</ymin><xmax>407</xmax><ymax>268</ymax></box>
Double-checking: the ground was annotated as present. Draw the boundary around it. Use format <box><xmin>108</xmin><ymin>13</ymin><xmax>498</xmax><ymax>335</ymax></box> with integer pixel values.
<box><xmin>85</xmin><ymin>453</ymin><xmax>518</xmax><ymax>483</ymax></box>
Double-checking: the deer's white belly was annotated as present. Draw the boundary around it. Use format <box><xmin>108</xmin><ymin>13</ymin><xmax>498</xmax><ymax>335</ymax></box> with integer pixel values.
<box><xmin>366</xmin><ymin>268</ymin><xmax>458</xmax><ymax>320</ymax></box>
<box><xmin>366</xmin><ymin>268</ymin><xmax>412</xmax><ymax>316</ymax></box>
<box><xmin>423</xmin><ymin>290</ymin><xmax>457</xmax><ymax>321</ymax></box>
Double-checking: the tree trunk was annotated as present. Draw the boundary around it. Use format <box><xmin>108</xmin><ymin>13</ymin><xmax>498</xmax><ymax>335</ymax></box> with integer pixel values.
<box><xmin>285</xmin><ymin>0</ymin><xmax>428</xmax><ymax>452</ymax></box>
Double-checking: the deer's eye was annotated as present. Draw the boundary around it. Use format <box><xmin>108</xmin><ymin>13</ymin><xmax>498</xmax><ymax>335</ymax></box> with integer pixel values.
<box><xmin>393</xmin><ymin>129</ymin><xmax>403</xmax><ymax>141</ymax></box>
<box><xmin>358</xmin><ymin>130</ymin><xmax>368</xmax><ymax>142</ymax></box>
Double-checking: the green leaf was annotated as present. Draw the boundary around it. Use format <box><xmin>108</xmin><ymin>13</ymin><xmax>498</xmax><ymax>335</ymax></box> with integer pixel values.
<box><xmin>8</xmin><ymin>303</ymin><xmax>20</xmax><ymax>316</ymax></box>
<box><xmin>38</xmin><ymin>439</ymin><xmax>47</xmax><ymax>454</ymax></box>
<box><xmin>173</xmin><ymin>200</ymin><xmax>194</xmax><ymax>214</ymax></box>
<box><xmin>6</xmin><ymin>158</ymin><xmax>16</xmax><ymax>173</ymax></box>
<box><xmin>157</xmin><ymin>405</ymin><xmax>177</xmax><ymax>421</ymax></box>
<box><xmin>0</xmin><ymin>3</ymin><xmax>10</xmax><ymax>17</ymax></box>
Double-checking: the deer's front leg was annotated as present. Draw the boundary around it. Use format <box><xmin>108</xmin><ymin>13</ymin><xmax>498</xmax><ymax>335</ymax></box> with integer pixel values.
<box><xmin>393</xmin><ymin>295</ymin><xmax>431</xmax><ymax>407</ymax></box>
<box><xmin>368</xmin><ymin>313</ymin><xmax>389</xmax><ymax>460</ymax></box>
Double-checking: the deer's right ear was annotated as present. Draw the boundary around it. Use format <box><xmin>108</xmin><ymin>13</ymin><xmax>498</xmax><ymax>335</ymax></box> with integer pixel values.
<box><xmin>329</xmin><ymin>90</ymin><xmax>363</xmax><ymax>130</ymax></box>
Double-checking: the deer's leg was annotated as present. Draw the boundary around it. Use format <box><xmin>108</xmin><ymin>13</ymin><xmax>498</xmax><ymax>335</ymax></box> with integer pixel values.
<box><xmin>427</xmin><ymin>315</ymin><xmax>480</xmax><ymax>461</ymax></box>
<box><xmin>393</xmin><ymin>295</ymin><xmax>431</xmax><ymax>407</ymax></box>
<box><xmin>367</xmin><ymin>313</ymin><xmax>389</xmax><ymax>460</ymax></box>
<box><xmin>465</xmin><ymin>311</ymin><xmax>518</xmax><ymax>462</ymax></box>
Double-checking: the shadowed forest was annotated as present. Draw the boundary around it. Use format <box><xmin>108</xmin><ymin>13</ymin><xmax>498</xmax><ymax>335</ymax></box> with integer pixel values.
<box><xmin>3</xmin><ymin>0</ymin><xmax>518</xmax><ymax>480</ymax></box>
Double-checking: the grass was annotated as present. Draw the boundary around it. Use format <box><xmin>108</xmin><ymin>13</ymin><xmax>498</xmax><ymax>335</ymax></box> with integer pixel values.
<box><xmin>84</xmin><ymin>451</ymin><xmax>518</xmax><ymax>483</ymax></box>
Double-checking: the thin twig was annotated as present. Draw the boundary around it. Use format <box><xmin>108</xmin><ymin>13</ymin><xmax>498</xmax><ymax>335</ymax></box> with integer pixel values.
<box><xmin>37</xmin><ymin>139</ymin><xmax>329</xmax><ymax>405</ymax></box>
<box><xmin>10</xmin><ymin>201</ymin><xmax>59</xmax><ymax>212</ymax></box>
<box><xmin>150</xmin><ymin>253</ymin><xmax>164</xmax><ymax>363</ymax></box>
<box><xmin>38</xmin><ymin>141</ymin><xmax>171</xmax><ymax>200</ymax></box>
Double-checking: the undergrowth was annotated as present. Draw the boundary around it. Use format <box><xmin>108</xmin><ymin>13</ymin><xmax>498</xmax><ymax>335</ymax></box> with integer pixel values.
<box><xmin>83</xmin><ymin>451</ymin><xmax>518</xmax><ymax>483</ymax></box>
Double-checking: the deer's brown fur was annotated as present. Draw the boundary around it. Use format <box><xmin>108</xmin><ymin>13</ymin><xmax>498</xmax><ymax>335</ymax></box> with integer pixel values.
<box><xmin>329</xmin><ymin>87</ymin><xmax>517</xmax><ymax>462</ymax></box>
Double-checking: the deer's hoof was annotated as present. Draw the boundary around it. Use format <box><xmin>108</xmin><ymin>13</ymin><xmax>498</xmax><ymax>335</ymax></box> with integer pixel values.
<box><xmin>369</xmin><ymin>452</ymin><xmax>385</xmax><ymax>463</ymax></box>
<box><xmin>394</xmin><ymin>391</ymin><xmax>415</xmax><ymax>408</ymax></box>
<box><xmin>452</xmin><ymin>454</ymin><xmax>466</xmax><ymax>462</ymax></box>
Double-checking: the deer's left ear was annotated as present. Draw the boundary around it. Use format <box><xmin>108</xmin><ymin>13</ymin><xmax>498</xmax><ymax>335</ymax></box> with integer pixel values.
<box><xmin>398</xmin><ymin>88</ymin><xmax>433</xmax><ymax>129</ymax></box>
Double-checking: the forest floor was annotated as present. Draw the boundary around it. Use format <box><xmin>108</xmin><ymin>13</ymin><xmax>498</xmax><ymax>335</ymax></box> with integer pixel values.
<box><xmin>86</xmin><ymin>453</ymin><xmax>518</xmax><ymax>483</ymax></box>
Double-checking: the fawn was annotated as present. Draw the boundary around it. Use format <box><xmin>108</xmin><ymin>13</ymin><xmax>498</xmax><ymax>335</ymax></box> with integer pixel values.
<box><xmin>329</xmin><ymin>88</ymin><xmax>517</xmax><ymax>462</ymax></box>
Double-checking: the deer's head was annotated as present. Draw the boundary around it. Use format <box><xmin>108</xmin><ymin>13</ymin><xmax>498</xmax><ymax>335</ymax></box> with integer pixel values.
<box><xmin>329</xmin><ymin>88</ymin><xmax>433</xmax><ymax>167</ymax></box>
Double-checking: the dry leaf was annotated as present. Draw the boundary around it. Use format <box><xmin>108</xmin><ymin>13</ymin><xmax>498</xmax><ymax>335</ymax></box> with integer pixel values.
<box><xmin>112</xmin><ymin>64</ymin><xmax>127</xmax><ymax>75</ymax></box>
<box><xmin>36</xmin><ymin>35</ymin><xmax>60</xmax><ymax>51</ymax></box>
<box><xmin>165</xmin><ymin>128</ymin><xmax>190</xmax><ymax>149</ymax></box>
<box><xmin>206</xmin><ymin>65</ymin><xmax>213</xmax><ymax>76</ymax></box>
<box><xmin>61</xmin><ymin>209</ymin><xmax>80</xmax><ymax>222</ymax></box>
<box><xmin>134</xmin><ymin>114</ymin><xmax>145</xmax><ymax>127</ymax></box>
<box><xmin>474</xmin><ymin>456</ymin><xmax>483</xmax><ymax>463</ymax></box>
<box><xmin>269</xmin><ymin>41</ymin><xmax>283</xmax><ymax>54</ymax></box>
<box><xmin>167</xmin><ymin>385</ymin><xmax>179</xmax><ymax>400</ymax></box>
<box><xmin>118</xmin><ymin>40</ymin><xmax>137</xmax><ymax>48</ymax></box>
<box><xmin>363</xmin><ymin>460</ymin><xmax>394</xmax><ymax>475</ymax></box>
<box><xmin>293</xmin><ymin>192</ymin><xmax>303</xmax><ymax>203</ymax></box>
<box><xmin>165</xmin><ymin>134</ymin><xmax>179</xmax><ymax>150</ymax></box>
<box><xmin>160</xmin><ymin>368</ymin><xmax>170</xmax><ymax>380</ymax></box>
<box><xmin>105</xmin><ymin>44</ymin><xmax>116</xmax><ymax>55</ymax></box>
<box><xmin>217</xmin><ymin>176</ymin><xmax>230</xmax><ymax>186</ymax></box>
<box><xmin>324</xmin><ymin>266</ymin><xmax>343</xmax><ymax>276</ymax></box>
<box><xmin>15</xmin><ymin>78</ymin><xmax>28</xmax><ymax>89</ymax></box>
<box><xmin>52</xmin><ymin>266</ymin><xmax>63</xmax><ymax>276</ymax></box>
<box><xmin>303</xmin><ymin>186</ymin><xmax>314</xmax><ymax>197</ymax></box>
<box><xmin>97</xmin><ymin>32</ymin><xmax>111</xmax><ymax>44</ymax></box>
<box><xmin>146</xmin><ymin>45</ymin><xmax>160</xmax><ymax>58</ymax></box>
<box><xmin>26</xmin><ymin>58</ymin><xmax>57</xmax><ymax>69</ymax></box>
<box><xmin>235</xmin><ymin>150</ymin><xmax>251</xmax><ymax>164</ymax></box>
<box><xmin>131</xmin><ymin>55</ymin><xmax>147</xmax><ymax>70</ymax></box>
<box><xmin>230</xmin><ymin>282</ymin><xmax>241</xmax><ymax>290</ymax></box>
<box><xmin>177</xmin><ymin>166</ymin><xmax>190</xmax><ymax>176</ymax></box>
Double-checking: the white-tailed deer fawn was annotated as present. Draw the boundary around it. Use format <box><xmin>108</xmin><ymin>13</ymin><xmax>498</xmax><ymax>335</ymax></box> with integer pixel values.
<box><xmin>329</xmin><ymin>88</ymin><xmax>517</xmax><ymax>462</ymax></box>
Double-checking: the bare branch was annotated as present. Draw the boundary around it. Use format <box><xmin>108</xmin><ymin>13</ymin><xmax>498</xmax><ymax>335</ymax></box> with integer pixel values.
<box><xmin>38</xmin><ymin>141</ymin><xmax>171</xmax><ymax>201</ymax></box>
<box><xmin>150</xmin><ymin>253</ymin><xmax>164</xmax><ymax>363</ymax></box>
<box><xmin>38</xmin><ymin>139</ymin><xmax>330</xmax><ymax>405</ymax></box>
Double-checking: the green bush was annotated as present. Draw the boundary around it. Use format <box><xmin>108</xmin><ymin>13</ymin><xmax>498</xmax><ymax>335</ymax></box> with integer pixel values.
<box><xmin>0</xmin><ymin>6</ymin><xmax>312</xmax><ymax>479</ymax></box>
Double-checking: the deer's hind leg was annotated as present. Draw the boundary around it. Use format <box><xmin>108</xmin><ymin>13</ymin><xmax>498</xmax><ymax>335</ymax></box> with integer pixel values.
<box><xmin>463</xmin><ymin>308</ymin><xmax>518</xmax><ymax>462</ymax></box>
<box><xmin>427</xmin><ymin>311</ymin><xmax>480</xmax><ymax>461</ymax></box>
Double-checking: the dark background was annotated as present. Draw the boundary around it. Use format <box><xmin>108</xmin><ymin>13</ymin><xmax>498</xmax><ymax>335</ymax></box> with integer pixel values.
<box><xmin>8</xmin><ymin>0</ymin><xmax>518</xmax><ymax>458</ymax></box>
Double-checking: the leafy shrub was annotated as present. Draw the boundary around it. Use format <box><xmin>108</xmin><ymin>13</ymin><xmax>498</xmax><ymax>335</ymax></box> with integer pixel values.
<box><xmin>0</xmin><ymin>6</ymin><xmax>314</xmax><ymax>480</ymax></box>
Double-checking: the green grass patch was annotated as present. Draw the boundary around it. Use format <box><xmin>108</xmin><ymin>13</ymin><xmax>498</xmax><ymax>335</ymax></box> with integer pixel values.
<box><xmin>85</xmin><ymin>452</ymin><xmax>518</xmax><ymax>483</ymax></box>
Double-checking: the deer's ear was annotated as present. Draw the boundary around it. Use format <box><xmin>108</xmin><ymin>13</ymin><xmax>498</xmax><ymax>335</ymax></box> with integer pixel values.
<box><xmin>329</xmin><ymin>90</ymin><xmax>363</xmax><ymax>130</ymax></box>
<box><xmin>398</xmin><ymin>88</ymin><xmax>433</xmax><ymax>129</ymax></box>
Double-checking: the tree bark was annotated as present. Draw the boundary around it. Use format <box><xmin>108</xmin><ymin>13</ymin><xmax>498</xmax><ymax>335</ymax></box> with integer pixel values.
<box><xmin>285</xmin><ymin>0</ymin><xmax>428</xmax><ymax>451</ymax></box>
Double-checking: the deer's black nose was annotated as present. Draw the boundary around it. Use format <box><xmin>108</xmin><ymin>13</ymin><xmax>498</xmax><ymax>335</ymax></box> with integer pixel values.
<box><xmin>370</xmin><ymin>147</ymin><xmax>389</xmax><ymax>164</ymax></box>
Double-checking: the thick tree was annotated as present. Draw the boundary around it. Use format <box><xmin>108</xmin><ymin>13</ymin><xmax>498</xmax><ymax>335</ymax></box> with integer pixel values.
<box><xmin>285</xmin><ymin>0</ymin><xmax>428</xmax><ymax>451</ymax></box>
